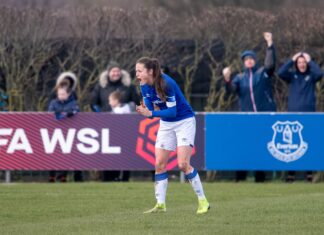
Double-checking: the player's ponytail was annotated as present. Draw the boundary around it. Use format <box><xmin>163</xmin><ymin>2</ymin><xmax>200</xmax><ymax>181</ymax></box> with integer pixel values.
<box><xmin>151</xmin><ymin>58</ymin><xmax>166</xmax><ymax>102</ymax></box>
<box><xmin>136</xmin><ymin>57</ymin><xmax>166</xmax><ymax>101</ymax></box>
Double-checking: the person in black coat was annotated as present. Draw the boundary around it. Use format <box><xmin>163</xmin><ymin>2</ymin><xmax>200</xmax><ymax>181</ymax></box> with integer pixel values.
<box><xmin>91</xmin><ymin>61</ymin><xmax>140</xmax><ymax>182</ymax></box>
<box><xmin>90</xmin><ymin>61</ymin><xmax>139</xmax><ymax>112</ymax></box>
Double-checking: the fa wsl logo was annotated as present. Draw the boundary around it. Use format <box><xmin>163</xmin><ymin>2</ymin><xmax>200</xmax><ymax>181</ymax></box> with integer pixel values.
<box><xmin>267</xmin><ymin>121</ymin><xmax>308</xmax><ymax>163</ymax></box>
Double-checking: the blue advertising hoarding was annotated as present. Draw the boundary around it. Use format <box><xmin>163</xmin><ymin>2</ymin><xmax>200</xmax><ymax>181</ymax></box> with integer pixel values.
<box><xmin>205</xmin><ymin>113</ymin><xmax>324</xmax><ymax>170</ymax></box>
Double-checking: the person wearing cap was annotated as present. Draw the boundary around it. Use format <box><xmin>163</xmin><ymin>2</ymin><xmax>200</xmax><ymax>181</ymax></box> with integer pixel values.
<box><xmin>90</xmin><ymin>61</ymin><xmax>139</xmax><ymax>112</ymax></box>
<box><xmin>278</xmin><ymin>52</ymin><xmax>323</xmax><ymax>182</ymax></box>
<box><xmin>90</xmin><ymin>61</ymin><xmax>140</xmax><ymax>182</ymax></box>
<box><xmin>223</xmin><ymin>32</ymin><xmax>276</xmax><ymax>112</ymax></box>
<box><xmin>223</xmin><ymin>32</ymin><xmax>276</xmax><ymax>182</ymax></box>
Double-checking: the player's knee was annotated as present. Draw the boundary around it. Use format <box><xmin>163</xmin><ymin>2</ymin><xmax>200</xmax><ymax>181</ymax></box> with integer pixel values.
<box><xmin>178</xmin><ymin>162</ymin><xmax>189</xmax><ymax>172</ymax></box>
<box><xmin>155</xmin><ymin>161</ymin><xmax>166</xmax><ymax>172</ymax></box>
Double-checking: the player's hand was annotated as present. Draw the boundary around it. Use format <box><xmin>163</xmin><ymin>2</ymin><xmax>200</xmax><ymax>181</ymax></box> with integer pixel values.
<box><xmin>136</xmin><ymin>105</ymin><xmax>152</xmax><ymax>117</ymax></box>
<box><xmin>222</xmin><ymin>67</ymin><xmax>231</xmax><ymax>82</ymax></box>
<box><xmin>153</xmin><ymin>104</ymin><xmax>160</xmax><ymax>111</ymax></box>
<box><xmin>263</xmin><ymin>32</ymin><xmax>273</xmax><ymax>47</ymax></box>
<box><xmin>140</xmin><ymin>100</ymin><xmax>146</xmax><ymax>108</ymax></box>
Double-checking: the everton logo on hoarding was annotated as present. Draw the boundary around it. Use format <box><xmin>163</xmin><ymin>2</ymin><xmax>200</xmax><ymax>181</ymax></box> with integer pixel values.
<box><xmin>267</xmin><ymin>121</ymin><xmax>308</xmax><ymax>163</ymax></box>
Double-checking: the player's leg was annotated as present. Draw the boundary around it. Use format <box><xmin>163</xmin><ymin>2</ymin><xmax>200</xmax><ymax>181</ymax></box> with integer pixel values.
<box><xmin>144</xmin><ymin>121</ymin><xmax>175</xmax><ymax>213</ymax></box>
<box><xmin>178</xmin><ymin>147</ymin><xmax>205</xmax><ymax>197</ymax></box>
<box><xmin>144</xmin><ymin>149</ymin><xmax>171</xmax><ymax>214</ymax></box>
<box><xmin>177</xmin><ymin>146</ymin><xmax>210</xmax><ymax>214</ymax></box>
<box><xmin>176</xmin><ymin>117</ymin><xmax>210</xmax><ymax>214</ymax></box>
<box><xmin>154</xmin><ymin>147</ymin><xmax>171</xmax><ymax>204</ymax></box>
<box><xmin>176</xmin><ymin>117</ymin><xmax>205</xmax><ymax>197</ymax></box>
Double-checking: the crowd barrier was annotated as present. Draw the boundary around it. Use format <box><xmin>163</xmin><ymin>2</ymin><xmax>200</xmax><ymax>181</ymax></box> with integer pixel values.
<box><xmin>0</xmin><ymin>113</ymin><xmax>204</xmax><ymax>170</ymax></box>
<box><xmin>206</xmin><ymin>113</ymin><xmax>324</xmax><ymax>170</ymax></box>
<box><xmin>1</xmin><ymin>112</ymin><xmax>323</xmax><ymax>171</ymax></box>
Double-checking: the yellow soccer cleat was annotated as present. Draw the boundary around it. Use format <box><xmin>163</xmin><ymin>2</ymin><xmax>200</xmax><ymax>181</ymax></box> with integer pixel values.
<box><xmin>143</xmin><ymin>203</ymin><xmax>166</xmax><ymax>214</ymax></box>
<box><xmin>197</xmin><ymin>199</ymin><xmax>210</xmax><ymax>214</ymax></box>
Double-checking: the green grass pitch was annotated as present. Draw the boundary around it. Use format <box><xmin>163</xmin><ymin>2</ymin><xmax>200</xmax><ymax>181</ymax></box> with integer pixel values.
<box><xmin>1</xmin><ymin>182</ymin><xmax>324</xmax><ymax>235</ymax></box>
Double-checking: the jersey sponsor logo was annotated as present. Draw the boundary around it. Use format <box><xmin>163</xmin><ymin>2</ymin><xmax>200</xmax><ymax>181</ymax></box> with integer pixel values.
<box><xmin>267</xmin><ymin>121</ymin><xmax>308</xmax><ymax>163</ymax></box>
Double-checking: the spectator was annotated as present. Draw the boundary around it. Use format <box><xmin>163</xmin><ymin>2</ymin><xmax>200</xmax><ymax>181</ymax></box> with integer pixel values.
<box><xmin>0</xmin><ymin>75</ymin><xmax>7</xmax><ymax>180</ymax></box>
<box><xmin>108</xmin><ymin>90</ymin><xmax>131</xmax><ymax>181</ymax></box>
<box><xmin>278</xmin><ymin>52</ymin><xmax>324</xmax><ymax>182</ymax></box>
<box><xmin>109</xmin><ymin>90</ymin><xmax>131</xmax><ymax>114</ymax></box>
<box><xmin>90</xmin><ymin>61</ymin><xmax>139</xmax><ymax>112</ymax></box>
<box><xmin>0</xmin><ymin>88</ymin><xmax>8</xmax><ymax>111</ymax></box>
<box><xmin>223</xmin><ymin>32</ymin><xmax>276</xmax><ymax>182</ymax></box>
<box><xmin>48</xmin><ymin>72</ymin><xmax>83</xmax><ymax>183</ymax></box>
<box><xmin>91</xmin><ymin>61</ymin><xmax>140</xmax><ymax>181</ymax></box>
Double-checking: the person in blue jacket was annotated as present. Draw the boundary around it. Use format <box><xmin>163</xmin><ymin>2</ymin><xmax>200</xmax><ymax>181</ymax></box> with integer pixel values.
<box><xmin>223</xmin><ymin>32</ymin><xmax>276</xmax><ymax>182</ymax></box>
<box><xmin>278</xmin><ymin>52</ymin><xmax>323</xmax><ymax>182</ymax></box>
<box><xmin>136</xmin><ymin>57</ymin><xmax>209</xmax><ymax>214</ymax></box>
<box><xmin>48</xmin><ymin>72</ymin><xmax>83</xmax><ymax>182</ymax></box>
<box><xmin>278</xmin><ymin>52</ymin><xmax>323</xmax><ymax>112</ymax></box>
<box><xmin>48</xmin><ymin>72</ymin><xmax>79</xmax><ymax>120</ymax></box>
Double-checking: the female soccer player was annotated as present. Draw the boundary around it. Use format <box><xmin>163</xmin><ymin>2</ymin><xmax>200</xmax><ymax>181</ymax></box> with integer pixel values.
<box><xmin>135</xmin><ymin>57</ymin><xmax>209</xmax><ymax>214</ymax></box>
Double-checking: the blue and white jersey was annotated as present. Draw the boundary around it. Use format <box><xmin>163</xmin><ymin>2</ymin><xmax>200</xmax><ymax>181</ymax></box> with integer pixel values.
<box><xmin>140</xmin><ymin>73</ymin><xmax>194</xmax><ymax>122</ymax></box>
